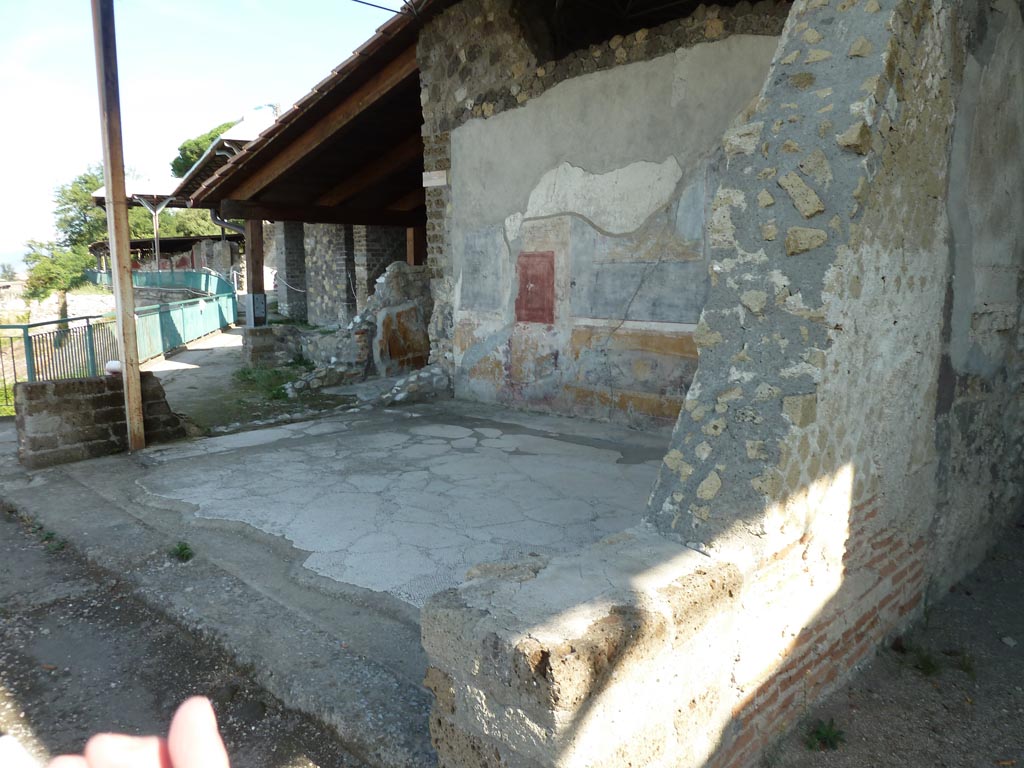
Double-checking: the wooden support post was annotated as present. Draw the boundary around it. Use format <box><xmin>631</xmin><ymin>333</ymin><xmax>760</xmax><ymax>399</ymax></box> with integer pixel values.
<box><xmin>406</xmin><ymin>226</ymin><xmax>426</xmax><ymax>266</ymax></box>
<box><xmin>91</xmin><ymin>0</ymin><xmax>144</xmax><ymax>451</ymax></box>
<box><xmin>244</xmin><ymin>219</ymin><xmax>266</xmax><ymax>326</ymax></box>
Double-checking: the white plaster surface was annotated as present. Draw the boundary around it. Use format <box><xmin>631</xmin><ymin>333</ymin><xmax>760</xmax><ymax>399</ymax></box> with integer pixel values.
<box><xmin>138</xmin><ymin>404</ymin><xmax>664</xmax><ymax>607</ymax></box>
<box><xmin>523</xmin><ymin>158</ymin><xmax>683</xmax><ymax>235</ymax></box>
<box><xmin>450</xmin><ymin>34</ymin><xmax>779</xmax><ymax>228</ymax></box>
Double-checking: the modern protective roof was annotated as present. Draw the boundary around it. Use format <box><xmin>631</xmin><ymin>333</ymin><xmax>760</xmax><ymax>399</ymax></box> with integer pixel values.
<box><xmin>91</xmin><ymin>177</ymin><xmax>183</xmax><ymax>209</ymax></box>
<box><xmin>188</xmin><ymin>0</ymin><xmax>453</xmax><ymax>226</ymax></box>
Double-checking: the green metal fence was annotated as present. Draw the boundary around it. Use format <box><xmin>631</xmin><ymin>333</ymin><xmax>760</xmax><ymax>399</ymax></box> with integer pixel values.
<box><xmin>134</xmin><ymin>294</ymin><xmax>237</xmax><ymax>361</ymax></box>
<box><xmin>0</xmin><ymin>270</ymin><xmax>237</xmax><ymax>409</ymax></box>
<box><xmin>85</xmin><ymin>269</ymin><xmax>235</xmax><ymax>297</ymax></box>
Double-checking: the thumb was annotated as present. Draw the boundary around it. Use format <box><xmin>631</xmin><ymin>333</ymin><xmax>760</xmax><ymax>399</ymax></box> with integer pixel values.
<box><xmin>166</xmin><ymin>697</ymin><xmax>229</xmax><ymax>768</ymax></box>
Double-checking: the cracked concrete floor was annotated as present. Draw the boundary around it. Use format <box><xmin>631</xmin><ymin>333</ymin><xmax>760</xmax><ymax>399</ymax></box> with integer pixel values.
<box><xmin>136</xmin><ymin>401</ymin><xmax>668</xmax><ymax>607</ymax></box>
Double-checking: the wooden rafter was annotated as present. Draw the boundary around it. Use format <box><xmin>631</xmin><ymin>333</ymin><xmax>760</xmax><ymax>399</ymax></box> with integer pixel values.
<box><xmin>387</xmin><ymin>187</ymin><xmax>426</xmax><ymax>211</ymax></box>
<box><xmin>316</xmin><ymin>134</ymin><xmax>423</xmax><ymax>207</ymax></box>
<box><xmin>222</xmin><ymin>44</ymin><xmax>420</xmax><ymax>201</ymax></box>
<box><xmin>220</xmin><ymin>199</ymin><xmax>423</xmax><ymax>227</ymax></box>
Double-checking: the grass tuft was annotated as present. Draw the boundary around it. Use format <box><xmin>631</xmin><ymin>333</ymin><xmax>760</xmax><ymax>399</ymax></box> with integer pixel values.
<box><xmin>804</xmin><ymin>718</ymin><xmax>845</xmax><ymax>751</ymax></box>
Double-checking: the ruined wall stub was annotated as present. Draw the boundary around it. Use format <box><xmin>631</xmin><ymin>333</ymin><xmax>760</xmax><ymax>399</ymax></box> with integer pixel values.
<box><xmin>420</xmin><ymin>0</ymin><xmax>1023</xmax><ymax>765</ymax></box>
<box><xmin>353</xmin><ymin>225</ymin><xmax>407</xmax><ymax>312</ymax></box>
<box><xmin>419</xmin><ymin>0</ymin><xmax>787</xmax><ymax>425</ymax></box>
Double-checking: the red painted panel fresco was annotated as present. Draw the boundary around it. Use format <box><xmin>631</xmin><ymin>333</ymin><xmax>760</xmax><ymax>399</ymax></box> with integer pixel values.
<box><xmin>515</xmin><ymin>251</ymin><xmax>555</xmax><ymax>324</ymax></box>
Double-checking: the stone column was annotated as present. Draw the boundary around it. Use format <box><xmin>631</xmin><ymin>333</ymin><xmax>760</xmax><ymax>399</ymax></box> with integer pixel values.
<box><xmin>277</xmin><ymin>221</ymin><xmax>307</xmax><ymax>322</ymax></box>
<box><xmin>303</xmin><ymin>223</ymin><xmax>357</xmax><ymax>327</ymax></box>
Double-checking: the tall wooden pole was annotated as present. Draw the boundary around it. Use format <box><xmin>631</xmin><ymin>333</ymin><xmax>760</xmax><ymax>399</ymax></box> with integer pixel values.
<box><xmin>91</xmin><ymin>0</ymin><xmax>145</xmax><ymax>450</ymax></box>
<box><xmin>244</xmin><ymin>219</ymin><xmax>266</xmax><ymax>326</ymax></box>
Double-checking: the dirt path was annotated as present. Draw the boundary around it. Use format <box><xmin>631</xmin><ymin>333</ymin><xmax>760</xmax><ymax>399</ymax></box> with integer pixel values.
<box><xmin>772</xmin><ymin>516</ymin><xmax>1024</xmax><ymax>768</ymax></box>
<box><xmin>142</xmin><ymin>327</ymin><xmax>355</xmax><ymax>433</ymax></box>
<box><xmin>0</xmin><ymin>509</ymin><xmax>369</xmax><ymax>768</ymax></box>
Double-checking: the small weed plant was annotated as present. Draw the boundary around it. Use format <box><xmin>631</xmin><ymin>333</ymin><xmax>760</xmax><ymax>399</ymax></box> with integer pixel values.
<box><xmin>170</xmin><ymin>541</ymin><xmax>194</xmax><ymax>562</ymax></box>
<box><xmin>913</xmin><ymin>648</ymin><xmax>942</xmax><ymax>676</ymax></box>
<box><xmin>948</xmin><ymin>649</ymin><xmax>976</xmax><ymax>678</ymax></box>
<box><xmin>804</xmin><ymin>718</ymin><xmax>845</xmax><ymax>751</ymax></box>
<box><xmin>958</xmin><ymin>652</ymin><xmax>976</xmax><ymax>678</ymax></box>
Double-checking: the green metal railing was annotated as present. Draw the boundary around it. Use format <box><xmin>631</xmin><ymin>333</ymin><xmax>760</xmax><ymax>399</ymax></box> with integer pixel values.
<box><xmin>85</xmin><ymin>268</ymin><xmax>234</xmax><ymax>297</ymax></box>
<box><xmin>0</xmin><ymin>315</ymin><xmax>120</xmax><ymax>385</ymax></box>
<box><xmin>134</xmin><ymin>294</ymin><xmax>237</xmax><ymax>361</ymax></box>
<box><xmin>0</xmin><ymin>271</ymin><xmax>237</xmax><ymax>409</ymax></box>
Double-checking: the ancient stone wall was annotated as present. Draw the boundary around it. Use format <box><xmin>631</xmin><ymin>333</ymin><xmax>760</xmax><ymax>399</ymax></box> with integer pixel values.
<box><xmin>15</xmin><ymin>372</ymin><xmax>186</xmax><ymax>469</ymax></box>
<box><xmin>304</xmin><ymin>223</ymin><xmax>356</xmax><ymax>327</ymax></box>
<box><xmin>418</xmin><ymin>0</ymin><xmax>789</xmax><ymax>386</ymax></box>
<box><xmin>420</xmin><ymin>0</ymin><xmax>1023</xmax><ymax>765</ymax></box>
<box><xmin>353</xmin><ymin>225</ymin><xmax>407</xmax><ymax>312</ymax></box>
<box><xmin>419</xmin><ymin>0</ymin><xmax>790</xmax><ymax>135</ymax></box>
<box><xmin>423</xmin><ymin>133</ymin><xmax>455</xmax><ymax>372</ymax></box>
<box><xmin>274</xmin><ymin>221</ymin><xmax>308</xmax><ymax>322</ymax></box>
<box><xmin>933</xmin><ymin>0</ymin><xmax>1024</xmax><ymax>584</ymax></box>
<box><xmin>419</xmin><ymin>0</ymin><xmax>786</xmax><ymax>425</ymax></box>
<box><xmin>194</xmin><ymin>239</ymin><xmax>239</xmax><ymax>277</ymax></box>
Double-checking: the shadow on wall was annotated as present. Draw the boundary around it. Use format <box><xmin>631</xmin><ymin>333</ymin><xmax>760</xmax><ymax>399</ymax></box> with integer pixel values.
<box><xmin>425</xmin><ymin>458</ymin><xmax>907</xmax><ymax>767</ymax></box>
<box><xmin>550</xmin><ymin>463</ymin><xmax>889</xmax><ymax>767</ymax></box>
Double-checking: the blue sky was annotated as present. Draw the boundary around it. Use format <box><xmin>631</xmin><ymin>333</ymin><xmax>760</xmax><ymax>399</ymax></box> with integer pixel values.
<box><xmin>0</xmin><ymin>0</ymin><xmax>400</xmax><ymax>267</ymax></box>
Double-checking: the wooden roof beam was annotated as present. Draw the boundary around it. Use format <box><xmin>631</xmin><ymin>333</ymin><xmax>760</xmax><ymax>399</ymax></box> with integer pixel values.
<box><xmin>316</xmin><ymin>134</ymin><xmax>423</xmax><ymax>207</ymax></box>
<box><xmin>387</xmin><ymin>187</ymin><xmax>426</xmax><ymax>211</ymax></box>
<box><xmin>218</xmin><ymin>44</ymin><xmax>419</xmax><ymax>202</ymax></box>
<box><xmin>220</xmin><ymin>199</ymin><xmax>423</xmax><ymax>227</ymax></box>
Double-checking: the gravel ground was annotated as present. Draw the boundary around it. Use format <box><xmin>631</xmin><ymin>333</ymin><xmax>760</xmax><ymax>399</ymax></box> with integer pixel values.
<box><xmin>0</xmin><ymin>508</ymin><xmax>369</xmax><ymax>768</ymax></box>
<box><xmin>772</xmin><ymin>515</ymin><xmax>1024</xmax><ymax>768</ymax></box>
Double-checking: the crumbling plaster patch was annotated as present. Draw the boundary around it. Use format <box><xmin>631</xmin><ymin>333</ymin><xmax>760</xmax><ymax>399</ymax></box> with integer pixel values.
<box><xmin>522</xmin><ymin>158</ymin><xmax>683</xmax><ymax>236</ymax></box>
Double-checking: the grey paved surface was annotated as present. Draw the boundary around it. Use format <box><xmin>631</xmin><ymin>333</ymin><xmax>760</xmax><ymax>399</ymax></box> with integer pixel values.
<box><xmin>136</xmin><ymin>404</ymin><xmax>662</xmax><ymax>606</ymax></box>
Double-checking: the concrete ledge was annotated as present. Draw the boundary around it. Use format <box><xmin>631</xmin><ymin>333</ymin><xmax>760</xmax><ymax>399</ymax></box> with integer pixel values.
<box><xmin>421</xmin><ymin>525</ymin><xmax>745</xmax><ymax>768</ymax></box>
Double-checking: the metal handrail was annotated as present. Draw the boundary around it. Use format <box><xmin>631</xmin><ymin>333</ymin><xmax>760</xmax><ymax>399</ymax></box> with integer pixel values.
<box><xmin>0</xmin><ymin>315</ymin><xmax>114</xmax><ymax>331</ymax></box>
<box><xmin>0</xmin><ymin>291</ymin><xmax>237</xmax><ymax>387</ymax></box>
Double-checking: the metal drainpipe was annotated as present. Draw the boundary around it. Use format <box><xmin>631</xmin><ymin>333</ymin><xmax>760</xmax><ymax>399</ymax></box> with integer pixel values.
<box><xmin>209</xmin><ymin>209</ymin><xmax>245</xmax><ymax>235</ymax></box>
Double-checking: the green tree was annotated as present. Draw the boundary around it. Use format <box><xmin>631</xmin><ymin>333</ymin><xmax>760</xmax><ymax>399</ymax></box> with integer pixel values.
<box><xmin>162</xmin><ymin>208</ymin><xmax>221</xmax><ymax>237</ymax></box>
<box><xmin>170</xmin><ymin>121</ymin><xmax>238</xmax><ymax>178</ymax></box>
<box><xmin>53</xmin><ymin>166</ymin><xmax>107</xmax><ymax>250</ymax></box>
<box><xmin>22</xmin><ymin>242</ymin><xmax>95</xmax><ymax>322</ymax></box>
<box><xmin>51</xmin><ymin>165</ymin><xmax>156</xmax><ymax>248</ymax></box>
<box><xmin>0</xmin><ymin>264</ymin><xmax>16</xmax><ymax>281</ymax></box>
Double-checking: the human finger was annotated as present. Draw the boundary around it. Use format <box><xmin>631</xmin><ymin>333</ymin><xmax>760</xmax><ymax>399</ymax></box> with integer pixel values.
<box><xmin>82</xmin><ymin>734</ymin><xmax>171</xmax><ymax>768</ymax></box>
<box><xmin>167</xmin><ymin>697</ymin><xmax>229</xmax><ymax>768</ymax></box>
<box><xmin>46</xmin><ymin>757</ymin><xmax>90</xmax><ymax>768</ymax></box>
